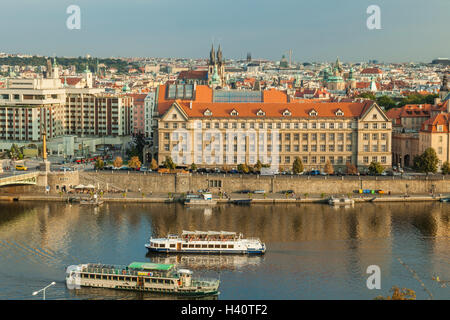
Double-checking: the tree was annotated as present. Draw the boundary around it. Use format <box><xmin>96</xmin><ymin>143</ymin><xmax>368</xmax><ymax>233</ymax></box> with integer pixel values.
<box><xmin>368</xmin><ymin>161</ymin><xmax>384</xmax><ymax>175</ymax></box>
<box><xmin>237</xmin><ymin>163</ymin><xmax>249</xmax><ymax>174</ymax></box>
<box><xmin>346</xmin><ymin>163</ymin><xmax>358</xmax><ymax>175</ymax></box>
<box><xmin>128</xmin><ymin>156</ymin><xmax>141</xmax><ymax>170</ymax></box>
<box><xmin>190</xmin><ymin>163</ymin><xmax>198</xmax><ymax>172</ymax></box>
<box><xmin>163</xmin><ymin>156</ymin><xmax>176</xmax><ymax>170</ymax></box>
<box><xmin>414</xmin><ymin>148</ymin><xmax>439</xmax><ymax>173</ymax></box>
<box><xmin>324</xmin><ymin>159</ymin><xmax>334</xmax><ymax>175</ymax></box>
<box><xmin>254</xmin><ymin>160</ymin><xmax>263</xmax><ymax>172</ymax></box>
<box><xmin>113</xmin><ymin>156</ymin><xmax>123</xmax><ymax>168</ymax></box>
<box><xmin>126</xmin><ymin>133</ymin><xmax>146</xmax><ymax>162</ymax></box>
<box><xmin>441</xmin><ymin>161</ymin><xmax>450</xmax><ymax>175</ymax></box>
<box><xmin>94</xmin><ymin>159</ymin><xmax>104</xmax><ymax>170</ymax></box>
<box><xmin>292</xmin><ymin>157</ymin><xmax>304</xmax><ymax>174</ymax></box>
<box><xmin>150</xmin><ymin>158</ymin><xmax>158</xmax><ymax>170</ymax></box>
<box><xmin>375</xmin><ymin>286</ymin><xmax>416</xmax><ymax>300</ymax></box>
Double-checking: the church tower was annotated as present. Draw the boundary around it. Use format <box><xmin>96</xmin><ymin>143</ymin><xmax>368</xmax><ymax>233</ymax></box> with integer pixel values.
<box><xmin>208</xmin><ymin>44</ymin><xmax>225</xmax><ymax>88</ymax></box>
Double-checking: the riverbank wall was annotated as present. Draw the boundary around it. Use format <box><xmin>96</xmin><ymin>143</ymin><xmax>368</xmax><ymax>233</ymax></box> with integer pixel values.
<box><xmin>79</xmin><ymin>171</ymin><xmax>450</xmax><ymax>195</ymax></box>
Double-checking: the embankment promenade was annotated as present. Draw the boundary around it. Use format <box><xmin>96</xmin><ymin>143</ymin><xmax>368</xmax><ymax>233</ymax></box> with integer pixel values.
<box><xmin>78</xmin><ymin>171</ymin><xmax>450</xmax><ymax>195</ymax></box>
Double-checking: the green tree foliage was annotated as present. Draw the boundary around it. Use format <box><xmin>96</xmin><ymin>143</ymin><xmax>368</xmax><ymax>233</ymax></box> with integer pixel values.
<box><xmin>237</xmin><ymin>163</ymin><xmax>249</xmax><ymax>174</ymax></box>
<box><xmin>163</xmin><ymin>156</ymin><xmax>176</xmax><ymax>170</ymax></box>
<box><xmin>0</xmin><ymin>56</ymin><xmax>139</xmax><ymax>74</ymax></box>
<box><xmin>441</xmin><ymin>161</ymin><xmax>450</xmax><ymax>175</ymax></box>
<box><xmin>190</xmin><ymin>163</ymin><xmax>198</xmax><ymax>172</ymax></box>
<box><xmin>94</xmin><ymin>159</ymin><xmax>104</xmax><ymax>170</ymax></box>
<box><xmin>368</xmin><ymin>161</ymin><xmax>384</xmax><ymax>175</ymax></box>
<box><xmin>8</xmin><ymin>144</ymin><xmax>23</xmax><ymax>160</ymax></box>
<box><xmin>292</xmin><ymin>157</ymin><xmax>304</xmax><ymax>174</ymax></box>
<box><xmin>414</xmin><ymin>148</ymin><xmax>439</xmax><ymax>173</ymax></box>
<box><xmin>356</xmin><ymin>93</ymin><xmax>438</xmax><ymax>111</ymax></box>
<box><xmin>126</xmin><ymin>133</ymin><xmax>146</xmax><ymax>162</ymax></box>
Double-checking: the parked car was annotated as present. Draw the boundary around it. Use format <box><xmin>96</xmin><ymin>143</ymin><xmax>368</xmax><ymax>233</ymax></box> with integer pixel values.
<box><xmin>15</xmin><ymin>165</ymin><xmax>28</xmax><ymax>171</ymax></box>
<box><xmin>308</xmin><ymin>170</ymin><xmax>321</xmax><ymax>176</ymax></box>
<box><xmin>229</xmin><ymin>169</ymin><xmax>239</xmax><ymax>174</ymax></box>
<box><xmin>238</xmin><ymin>189</ymin><xmax>252</xmax><ymax>194</ymax></box>
<box><xmin>253</xmin><ymin>190</ymin><xmax>265</xmax><ymax>194</ymax></box>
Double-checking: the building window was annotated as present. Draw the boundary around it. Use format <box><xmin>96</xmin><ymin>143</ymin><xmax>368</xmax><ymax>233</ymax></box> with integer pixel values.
<box><xmin>363</xmin><ymin>156</ymin><xmax>369</xmax><ymax>163</ymax></box>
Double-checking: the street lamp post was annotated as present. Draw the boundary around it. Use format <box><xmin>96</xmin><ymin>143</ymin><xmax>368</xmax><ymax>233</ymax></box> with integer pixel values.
<box><xmin>32</xmin><ymin>282</ymin><xmax>56</xmax><ymax>300</ymax></box>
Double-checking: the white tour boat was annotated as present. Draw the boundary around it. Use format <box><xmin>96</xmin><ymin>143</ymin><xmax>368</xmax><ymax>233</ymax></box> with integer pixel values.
<box><xmin>146</xmin><ymin>230</ymin><xmax>266</xmax><ymax>254</ymax></box>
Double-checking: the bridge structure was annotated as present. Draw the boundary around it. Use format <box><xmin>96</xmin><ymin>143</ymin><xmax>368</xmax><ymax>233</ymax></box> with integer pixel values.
<box><xmin>0</xmin><ymin>171</ymin><xmax>41</xmax><ymax>187</ymax></box>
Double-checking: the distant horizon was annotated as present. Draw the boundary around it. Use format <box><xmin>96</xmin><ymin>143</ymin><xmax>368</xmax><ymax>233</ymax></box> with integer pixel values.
<box><xmin>1</xmin><ymin>51</ymin><xmax>448</xmax><ymax>65</ymax></box>
<box><xmin>0</xmin><ymin>0</ymin><xmax>449</xmax><ymax>63</ymax></box>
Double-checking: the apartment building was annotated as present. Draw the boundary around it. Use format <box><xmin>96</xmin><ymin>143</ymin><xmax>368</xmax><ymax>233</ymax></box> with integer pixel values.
<box><xmin>0</xmin><ymin>61</ymin><xmax>133</xmax><ymax>153</ymax></box>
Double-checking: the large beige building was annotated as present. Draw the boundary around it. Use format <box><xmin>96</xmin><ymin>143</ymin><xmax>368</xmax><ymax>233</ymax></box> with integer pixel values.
<box><xmin>155</xmin><ymin>97</ymin><xmax>392</xmax><ymax>172</ymax></box>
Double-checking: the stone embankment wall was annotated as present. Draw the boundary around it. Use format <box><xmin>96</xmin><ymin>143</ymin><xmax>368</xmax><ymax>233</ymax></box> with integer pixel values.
<box><xmin>80</xmin><ymin>171</ymin><xmax>450</xmax><ymax>195</ymax></box>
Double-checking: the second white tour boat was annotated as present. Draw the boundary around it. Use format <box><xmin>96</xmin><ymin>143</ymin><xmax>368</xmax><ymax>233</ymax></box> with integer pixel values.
<box><xmin>146</xmin><ymin>230</ymin><xmax>266</xmax><ymax>255</ymax></box>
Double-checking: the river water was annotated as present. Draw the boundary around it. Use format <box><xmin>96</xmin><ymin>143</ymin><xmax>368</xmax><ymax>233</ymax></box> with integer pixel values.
<box><xmin>0</xmin><ymin>201</ymin><xmax>448</xmax><ymax>300</ymax></box>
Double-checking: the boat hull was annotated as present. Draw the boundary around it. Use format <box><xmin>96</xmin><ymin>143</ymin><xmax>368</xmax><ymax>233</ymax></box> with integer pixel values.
<box><xmin>146</xmin><ymin>245</ymin><xmax>265</xmax><ymax>255</ymax></box>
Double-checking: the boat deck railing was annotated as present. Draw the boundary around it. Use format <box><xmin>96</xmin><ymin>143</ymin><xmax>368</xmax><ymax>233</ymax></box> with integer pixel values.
<box><xmin>81</xmin><ymin>265</ymin><xmax>175</xmax><ymax>277</ymax></box>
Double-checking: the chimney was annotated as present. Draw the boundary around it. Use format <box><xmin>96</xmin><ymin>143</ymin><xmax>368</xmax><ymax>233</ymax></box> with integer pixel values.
<box><xmin>189</xmin><ymin>101</ymin><xmax>192</xmax><ymax>109</ymax></box>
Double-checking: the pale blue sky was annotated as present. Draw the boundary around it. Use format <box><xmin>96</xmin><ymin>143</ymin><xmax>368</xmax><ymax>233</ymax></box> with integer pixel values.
<box><xmin>1</xmin><ymin>0</ymin><xmax>449</xmax><ymax>62</ymax></box>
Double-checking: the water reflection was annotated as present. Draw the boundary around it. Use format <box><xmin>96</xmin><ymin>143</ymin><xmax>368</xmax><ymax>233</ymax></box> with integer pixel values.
<box><xmin>146</xmin><ymin>252</ymin><xmax>265</xmax><ymax>271</ymax></box>
<box><xmin>0</xmin><ymin>201</ymin><xmax>449</xmax><ymax>299</ymax></box>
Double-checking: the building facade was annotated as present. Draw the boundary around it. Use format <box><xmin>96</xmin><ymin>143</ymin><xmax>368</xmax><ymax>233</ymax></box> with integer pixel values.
<box><xmin>155</xmin><ymin>99</ymin><xmax>392</xmax><ymax>172</ymax></box>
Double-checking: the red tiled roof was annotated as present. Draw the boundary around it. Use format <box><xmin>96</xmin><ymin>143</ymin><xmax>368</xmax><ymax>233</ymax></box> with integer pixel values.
<box><xmin>178</xmin><ymin>70</ymin><xmax>208</xmax><ymax>80</ymax></box>
<box><xmin>361</xmin><ymin>68</ymin><xmax>383</xmax><ymax>74</ymax></box>
<box><xmin>60</xmin><ymin>77</ymin><xmax>81</xmax><ymax>85</ymax></box>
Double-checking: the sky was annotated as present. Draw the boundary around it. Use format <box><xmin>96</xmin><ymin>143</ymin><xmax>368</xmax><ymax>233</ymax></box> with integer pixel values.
<box><xmin>0</xmin><ymin>0</ymin><xmax>449</xmax><ymax>63</ymax></box>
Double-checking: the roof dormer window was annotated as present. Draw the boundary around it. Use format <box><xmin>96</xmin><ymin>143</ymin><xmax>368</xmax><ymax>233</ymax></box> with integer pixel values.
<box><xmin>204</xmin><ymin>109</ymin><xmax>213</xmax><ymax>116</ymax></box>
<box><xmin>309</xmin><ymin>109</ymin><xmax>318</xmax><ymax>117</ymax></box>
<box><xmin>282</xmin><ymin>109</ymin><xmax>291</xmax><ymax>116</ymax></box>
<box><xmin>230</xmin><ymin>109</ymin><xmax>239</xmax><ymax>116</ymax></box>
<box><xmin>335</xmin><ymin>109</ymin><xmax>344</xmax><ymax>116</ymax></box>
<box><xmin>256</xmin><ymin>109</ymin><xmax>265</xmax><ymax>116</ymax></box>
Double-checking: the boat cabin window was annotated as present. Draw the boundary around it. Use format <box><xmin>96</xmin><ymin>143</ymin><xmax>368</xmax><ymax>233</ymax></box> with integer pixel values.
<box><xmin>221</xmin><ymin>244</ymin><xmax>227</xmax><ymax>248</ymax></box>
<box><xmin>182</xmin><ymin>244</ymin><xmax>188</xmax><ymax>248</ymax></box>
<box><xmin>202</xmin><ymin>244</ymin><xmax>208</xmax><ymax>248</ymax></box>
<box><xmin>145</xmin><ymin>278</ymin><xmax>150</xmax><ymax>283</ymax></box>
<box><xmin>228</xmin><ymin>244</ymin><xmax>234</xmax><ymax>248</ymax></box>
<box><xmin>169</xmin><ymin>244</ymin><xmax>175</xmax><ymax>248</ymax></box>
<box><xmin>195</xmin><ymin>244</ymin><xmax>201</xmax><ymax>248</ymax></box>
<box><xmin>95</xmin><ymin>275</ymin><xmax>101</xmax><ymax>279</ymax></box>
<box><xmin>159</xmin><ymin>244</ymin><xmax>166</xmax><ymax>248</ymax></box>
<box><xmin>208</xmin><ymin>244</ymin><xmax>214</xmax><ymax>248</ymax></box>
<box><xmin>215</xmin><ymin>245</ymin><xmax>221</xmax><ymax>248</ymax></box>
<box><xmin>188</xmin><ymin>244</ymin><xmax>195</xmax><ymax>248</ymax></box>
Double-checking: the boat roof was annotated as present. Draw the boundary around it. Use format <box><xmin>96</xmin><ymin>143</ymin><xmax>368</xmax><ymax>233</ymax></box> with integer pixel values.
<box><xmin>181</xmin><ymin>230</ymin><xmax>237</xmax><ymax>236</ymax></box>
<box><xmin>128</xmin><ymin>262</ymin><xmax>174</xmax><ymax>271</ymax></box>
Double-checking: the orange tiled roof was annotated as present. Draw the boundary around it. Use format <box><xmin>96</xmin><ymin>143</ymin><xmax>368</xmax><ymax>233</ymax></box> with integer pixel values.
<box><xmin>167</xmin><ymin>100</ymin><xmax>375</xmax><ymax>119</ymax></box>
<box><xmin>421</xmin><ymin>113</ymin><xmax>449</xmax><ymax>133</ymax></box>
<box><xmin>386</xmin><ymin>104</ymin><xmax>432</xmax><ymax>119</ymax></box>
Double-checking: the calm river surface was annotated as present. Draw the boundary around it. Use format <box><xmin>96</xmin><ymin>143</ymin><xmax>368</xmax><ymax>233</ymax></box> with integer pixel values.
<box><xmin>0</xmin><ymin>201</ymin><xmax>448</xmax><ymax>300</ymax></box>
